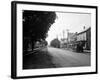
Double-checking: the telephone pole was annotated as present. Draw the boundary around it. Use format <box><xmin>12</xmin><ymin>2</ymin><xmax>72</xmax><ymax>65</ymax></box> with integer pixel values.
<box><xmin>63</xmin><ymin>30</ymin><xmax>65</xmax><ymax>39</ymax></box>
<box><xmin>66</xmin><ymin>29</ymin><xmax>69</xmax><ymax>38</ymax></box>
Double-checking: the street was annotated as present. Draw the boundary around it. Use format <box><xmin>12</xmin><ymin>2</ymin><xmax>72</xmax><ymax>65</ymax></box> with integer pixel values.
<box><xmin>23</xmin><ymin>46</ymin><xmax>90</xmax><ymax>69</ymax></box>
<box><xmin>47</xmin><ymin>47</ymin><xmax>90</xmax><ymax>67</ymax></box>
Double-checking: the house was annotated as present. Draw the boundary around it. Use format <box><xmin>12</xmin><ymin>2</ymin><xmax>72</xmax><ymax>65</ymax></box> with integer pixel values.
<box><xmin>76</xmin><ymin>27</ymin><xmax>91</xmax><ymax>50</ymax></box>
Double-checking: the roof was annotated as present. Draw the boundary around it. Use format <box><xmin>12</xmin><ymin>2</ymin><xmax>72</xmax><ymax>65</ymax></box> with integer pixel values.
<box><xmin>77</xmin><ymin>27</ymin><xmax>91</xmax><ymax>35</ymax></box>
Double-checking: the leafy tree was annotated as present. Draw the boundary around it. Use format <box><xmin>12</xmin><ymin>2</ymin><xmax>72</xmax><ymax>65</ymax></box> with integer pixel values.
<box><xmin>50</xmin><ymin>38</ymin><xmax>60</xmax><ymax>48</ymax></box>
<box><xmin>23</xmin><ymin>10</ymin><xmax>56</xmax><ymax>51</ymax></box>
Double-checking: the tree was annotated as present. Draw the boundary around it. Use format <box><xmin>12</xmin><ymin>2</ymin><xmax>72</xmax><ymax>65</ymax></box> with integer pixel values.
<box><xmin>23</xmin><ymin>10</ymin><xmax>56</xmax><ymax>51</ymax></box>
<box><xmin>50</xmin><ymin>38</ymin><xmax>60</xmax><ymax>48</ymax></box>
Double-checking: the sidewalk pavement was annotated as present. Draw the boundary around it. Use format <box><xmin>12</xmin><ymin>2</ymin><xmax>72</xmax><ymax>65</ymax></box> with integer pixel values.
<box><xmin>61</xmin><ymin>48</ymin><xmax>91</xmax><ymax>53</ymax></box>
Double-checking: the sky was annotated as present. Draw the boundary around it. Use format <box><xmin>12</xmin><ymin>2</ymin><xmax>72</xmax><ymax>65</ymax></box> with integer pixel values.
<box><xmin>46</xmin><ymin>12</ymin><xmax>91</xmax><ymax>45</ymax></box>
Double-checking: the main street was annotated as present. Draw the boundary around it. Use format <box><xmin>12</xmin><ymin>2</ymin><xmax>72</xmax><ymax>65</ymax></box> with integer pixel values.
<box><xmin>23</xmin><ymin>46</ymin><xmax>90</xmax><ymax>69</ymax></box>
<box><xmin>47</xmin><ymin>47</ymin><xmax>90</xmax><ymax>67</ymax></box>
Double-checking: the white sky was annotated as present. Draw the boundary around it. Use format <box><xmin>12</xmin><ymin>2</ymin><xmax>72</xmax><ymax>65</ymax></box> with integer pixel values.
<box><xmin>46</xmin><ymin>12</ymin><xmax>91</xmax><ymax>45</ymax></box>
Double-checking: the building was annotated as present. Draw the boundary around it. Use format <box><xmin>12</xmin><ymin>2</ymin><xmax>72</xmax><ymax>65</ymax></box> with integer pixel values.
<box><xmin>67</xmin><ymin>33</ymin><xmax>75</xmax><ymax>42</ymax></box>
<box><xmin>65</xmin><ymin>27</ymin><xmax>91</xmax><ymax>51</ymax></box>
<box><xmin>86</xmin><ymin>27</ymin><xmax>91</xmax><ymax>50</ymax></box>
<box><xmin>60</xmin><ymin>38</ymin><xmax>68</xmax><ymax>48</ymax></box>
<box><xmin>66</xmin><ymin>32</ymin><xmax>77</xmax><ymax>48</ymax></box>
<box><xmin>76</xmin><ymin>27</ymin><xmax>91</xmax><ymax>50</ymax></box>
<box><xmin>59</xmin><ymin>27</ymin><xmax>91</xmax><ymax>51</ymax></box>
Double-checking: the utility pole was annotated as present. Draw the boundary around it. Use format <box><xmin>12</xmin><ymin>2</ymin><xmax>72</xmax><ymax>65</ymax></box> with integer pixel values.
<box><xmin>66</xmin><ymin>29</ymin><xmax>69</xmax><ymax>42</ymax></box>
<box><xmin>66</xmin><ymin>29</ymin><xmax>69</xmax><ymax>38</ymax></box>
<box><xmin>63</xmin><ymin>30</ymin><xmax>65</xmax><ymax>39</ymax></box>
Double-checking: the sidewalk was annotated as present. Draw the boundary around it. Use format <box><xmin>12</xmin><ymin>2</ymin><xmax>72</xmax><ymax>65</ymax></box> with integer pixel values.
<box><xmin>84</xmin><ymin>50</ymin><xmax>91</xmax><ymax>53</ymax></box>
<box><xmin>61</xmin><ymin>48</ymin><xmax>91</xmax><ymax>53</ymax></box>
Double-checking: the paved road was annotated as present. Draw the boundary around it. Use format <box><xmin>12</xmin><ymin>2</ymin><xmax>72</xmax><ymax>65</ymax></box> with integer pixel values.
<box><xmin>47</xmin><ymin>47</ymin><xmax>90</xmax><ymax>67</ymax></box>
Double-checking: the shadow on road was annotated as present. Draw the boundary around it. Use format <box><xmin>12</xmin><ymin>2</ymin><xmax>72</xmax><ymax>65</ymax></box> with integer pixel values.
<box><xmin>23</xmin><ymin>50</ymin><xmax>56</xmax><ymax>69</ymax></box>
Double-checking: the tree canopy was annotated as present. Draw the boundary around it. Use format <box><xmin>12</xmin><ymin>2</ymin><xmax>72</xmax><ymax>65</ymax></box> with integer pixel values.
<box><xmin>23</xmin><ymin>10</ymin><xmax>56</xmax><ymax>41</ymax></box>
<box><xmin>23</xmin><ymin>10</ymin><xmax>56</xmax><ymax>50</ymax></box>
<box><xmin>50</xmin><ymin>38</ymin><xmax>60</xmax><ymax>48</ymax></box>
